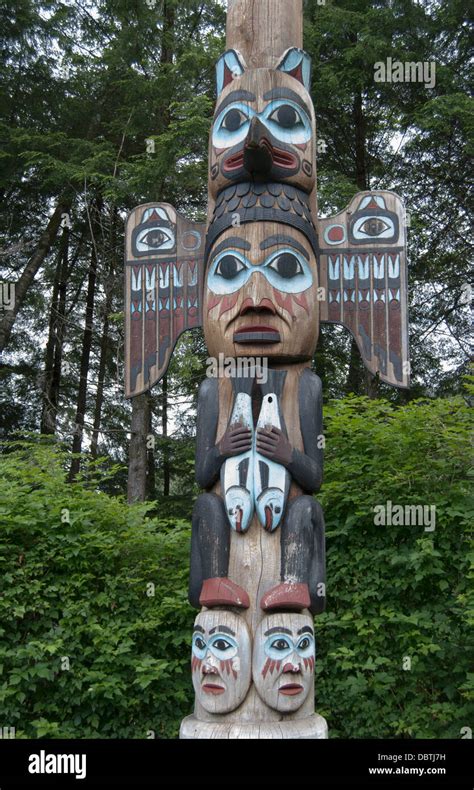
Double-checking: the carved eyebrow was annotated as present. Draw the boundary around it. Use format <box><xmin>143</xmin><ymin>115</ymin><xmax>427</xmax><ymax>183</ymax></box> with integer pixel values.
<box><xmin>264</xmin><ymin>627</ymin><xmax>292</xmax><ymax>636</ymax></box>
<box><xmin>263</xmin><ymin>87</ymin><xmax>310</xmax><ymax>115</ymax></box>
<box><xmin>297</xmin><ymin>626</ymin><xmax>314</xmax><ymax>636</ymax></box>
<box><xmin>193</xmin><ymin>625</ymin><xmax>205</xmax><ymax>634</ymax></box>
<box><xmin>209</xmin><ymin>237</ymin><xmax>251</xmax><ymax>261</ymax></box>
<box><xmin>209</xmin><ymin>625</ymin><xmax>236</xmax><ymax>636</ymax></box>
<box><xmin>260</xmin><ymin>235</ymin><xmax>310</xmax><ymax>260</ymax></box>
<box><xmin>215</xmin><ymin>90</ymin><xmax>256</xmax><ymax>116</ymax></box>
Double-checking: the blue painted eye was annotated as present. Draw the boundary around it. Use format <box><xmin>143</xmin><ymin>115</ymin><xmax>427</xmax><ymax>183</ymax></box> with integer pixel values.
<box><xmin>213</xmin><ymin>638</ymin><xmax>232</xmax><ymax>651</ymax></box>
<box><xmin>264</xmin><ymin>632</ymin><xmax>295</xmax><ymax>661</ymax></box>
<box><xmin>264</xmin><ymin>249</ymin><xmax>313</xmax><ymax>294</ymax></box>
<box><xmin>216</xmin><ymin>255</ymin><xmax>246</xmax><ymax>280</ymax></box>
<box><xmin>192</xmin><ymin>633</ymin><xmax>207</xmax><ymax>660</ymax></box>
<box><xmin>268</xmin><ymin>104</ymin><xmax>304</xmax><ymax>131</ymax></box>
<box><xmin>207</xmin><ymin>247</ymin><xmax>313</xmax><ymax>296</ymax></box>
<box><xmin>222</xmin><ymin>108</ymin><xmax>247</xmax><ymax>132</ymax></box>
<box><xmin>296</xmin><ymin>634</ymin><xmax>315</xmax><ymax>658</ymax></box>
<box><xmin>268</xmin><ymin>253</ymin><xmax>304</xmax><ymax>279</ymax></box>
<box><xmin>208</xmin><ymin>251</ymin><xmax>250</xmax><ymax>295</ymax></box>
<box><xmin>212</xmin><ymin>103</ymin><xmax>253</xmax><ymax>148</ymax></box>
<box><xmin>209</xmin><ymin>634</ymin><xmax>238</xmax><ymax>660</ymax></box>
<box><xmin>270</xmin><ymin>637</ymin><xmax>291</xmax><ymax>651</ymax></box>
<box><xmin>263</xmin><ymin>100</ymin><xmax>311</xmax><ymax>145</ymax></box>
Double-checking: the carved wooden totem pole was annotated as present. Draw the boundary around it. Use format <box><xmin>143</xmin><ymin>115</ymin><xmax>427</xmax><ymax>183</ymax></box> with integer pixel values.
<box><xmin>125</xmin><ymin>0</ymin><xmax>409</xmax><ymax>739</ymax></box>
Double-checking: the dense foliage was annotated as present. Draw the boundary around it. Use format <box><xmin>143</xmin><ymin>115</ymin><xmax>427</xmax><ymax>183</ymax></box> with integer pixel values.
<box><xmin>1</xmin><ymin>391</ymin><xmax>472</xmax><ymax>738</ymax></box>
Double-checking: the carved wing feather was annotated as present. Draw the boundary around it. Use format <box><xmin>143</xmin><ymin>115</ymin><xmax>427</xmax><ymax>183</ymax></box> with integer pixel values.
<box><xmin>125</xmin><ymin>203</ymin><xmax>206</xmax><ymax>398</ymax></box>
<box><xmin>318</xmin><ymin>191</ymin><xmax>409</xmax><ymax>388</ymax></box>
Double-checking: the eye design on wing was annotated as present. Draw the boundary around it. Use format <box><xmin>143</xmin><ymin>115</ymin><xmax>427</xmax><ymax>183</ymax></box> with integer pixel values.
<box><xmin>359</xmin><ymin>218</ymin><xmax>390</xmax><ymax>237</ymax></box>
<box><xmin>207</xmin><ymin>248</ymin><xmax>313</xmax><ymax>295</ymax></box>
<box><xmin>136</xmin><ymin>226</ymin><xmax>175</xmax><ymax>252</ymax></box>
<box><xmin>352</xmin><ymin>214</ymin><xmax>396</xmax><ymax>241</ymax></box>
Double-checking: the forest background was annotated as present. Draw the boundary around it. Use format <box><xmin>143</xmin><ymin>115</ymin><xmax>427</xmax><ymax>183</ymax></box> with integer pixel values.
<box><xmin>0</xmin><ymin>0</ymin><xmax>472</xmax><ymax>739</ymax></box>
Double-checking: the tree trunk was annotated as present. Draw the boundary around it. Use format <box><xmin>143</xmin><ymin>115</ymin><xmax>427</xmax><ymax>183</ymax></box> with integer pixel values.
<box><xmin>161</xmin><ymin>374</ymin><xmax>170</xmax><ymax>496</ymax></box>
<box><xmin>161</xmin><ymin>0</ymin><xmax>175</xmax><ymax>67</ymax></box>
<box><xmin>90</xmin><ymin>208</ymin><xmax>117</xmax><ymax>459</ymax></box>
<box><xmin>41</xmin><ymin>226</ymin><xmax>69</xmax><ymax>434</ymax></box>
<box><xmin>127</xmin><ymin>393</ymin><xmax>150</xmax><ymax>503</ymax></box>
<box><xmin>353</xmin><ymin>90</ymin><xmax>368</xmax><ymax>192</ymax></box>
<box><xmin>146</xmin><ymin>391</ymin><xmax>156</xmax><ymax>500</ymax></box>
<box><xmin>0</xmin><ymin>197</ymin><xmax>70</xmax><ymax>353</ymax></box>
<box><xmin>69</xmin><ymin>200</ymin><xmax>101</xmax><ymax>481</ymax></box>
<box><xmin>346</xmin><ymin>336</ymin><xmax>365</xmax><ymax>395</ymax></box>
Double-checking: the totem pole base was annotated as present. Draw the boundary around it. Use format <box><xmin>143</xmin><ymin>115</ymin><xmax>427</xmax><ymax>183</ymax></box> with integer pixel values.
<box><xmin>179</xmin><ymin>713</ymin><xmax>328</xmax><ymax>740</ymax></box>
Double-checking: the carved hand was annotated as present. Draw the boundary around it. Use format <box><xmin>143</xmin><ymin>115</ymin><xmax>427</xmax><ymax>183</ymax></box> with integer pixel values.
<box><xmin>256</xmin><ymin>425</ymin><xmax>293</xmax><ymax>467</ymax></box>
<box><xmin>218</xmin><ymin>423</ymin><xmax>252</xmax><ymax>459</ymax></box>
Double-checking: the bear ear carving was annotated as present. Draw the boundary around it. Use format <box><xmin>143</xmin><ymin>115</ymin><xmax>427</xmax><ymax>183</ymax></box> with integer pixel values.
<box><xmin>216</xmin><ymin>49</ymin><xmax>247</xmax><ymax>96</ymax></box>
<box><xmin>276</xmin><ymin>48</ymin><xmax>312</xmax><ymax>91</ymax></box>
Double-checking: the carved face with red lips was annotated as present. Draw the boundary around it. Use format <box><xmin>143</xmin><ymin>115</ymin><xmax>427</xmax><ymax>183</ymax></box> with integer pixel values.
<box><xmin>191</xmin><ymin>611</ymin><xmax>251</xmax><ymax>714</ymax></box>
<box><xmin>252</xmin><ymin>613</ymin><xmax>315</xmax><ymax>713</ymax></box>
<box><xmin>209</xmin><ymin>48</ymin><xmax>316</xmax><ymax>210</ymax></box>
<box><xmin>203</xmin><ymin>222</ymin><xmax>320</xmax><ymax>361</ymax></box>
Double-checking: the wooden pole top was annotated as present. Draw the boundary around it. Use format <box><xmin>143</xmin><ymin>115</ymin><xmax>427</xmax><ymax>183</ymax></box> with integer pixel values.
<box><xmin>226</xmin><ymin>0</ymin><xmax>304</xmax><ymax>68</ymax></box>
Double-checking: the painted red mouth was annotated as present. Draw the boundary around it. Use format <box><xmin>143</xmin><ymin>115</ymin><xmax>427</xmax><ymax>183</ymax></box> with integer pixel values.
<box><xmin>224</xmin><ymin>151</ymin><xmax>245</xmax><ymax>171</ymax></box>
<box><xmin>237</xmin><ymin>325</ymin><xmax>278</xmax><ymax>334</ymax></box>
<box><xmin>272</xmin><ymin>149</ymin><xmax>298</xmax><ymax>169</ymax></box>
<box><xmin>223</xmin><ymin>146</ymin><xmax>298</xmax><ymax>173</ymax></box>
<box><xmin>279</xmin><ymin>683</ymin><xmax>304</xmax><ymax>696</ymax></box>
<box><xmin>202</xmin><ymin>683</ymin><xmax>226</xmax><ymax>695</ymax></box>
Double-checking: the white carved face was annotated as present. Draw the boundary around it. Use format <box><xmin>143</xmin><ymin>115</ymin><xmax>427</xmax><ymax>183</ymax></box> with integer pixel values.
<box><xmin>191</xmin><ymin>611</ymin><xmax>251</xmax><ymax>714</ymax></box>
<box><xmin>252</xmin><ymin>613</ymin><xmax>315</xmax><ymax>713</ymax></box>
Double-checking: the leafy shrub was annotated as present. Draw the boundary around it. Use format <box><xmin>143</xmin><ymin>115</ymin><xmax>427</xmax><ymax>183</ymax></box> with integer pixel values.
<box><xmin>317</xmin><ymin>393</ymin><xmax>473</xmax><ymax>737</ymax></box>
<box><xmin>0</xmin><ymin>443</ymin><xmax>194</xmax><ymax>738</ymax></box>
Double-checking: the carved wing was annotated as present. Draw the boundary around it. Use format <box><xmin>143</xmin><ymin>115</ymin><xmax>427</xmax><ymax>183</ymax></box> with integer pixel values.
<box><xmin>125</xmin><ymin>203</ymin><xmax>206</xmax><ymax>398</ymax></box>
<box><xmin>318</xmin><ymin>191</ymin><xmax>409</xmax><ymax>388</ymax></box>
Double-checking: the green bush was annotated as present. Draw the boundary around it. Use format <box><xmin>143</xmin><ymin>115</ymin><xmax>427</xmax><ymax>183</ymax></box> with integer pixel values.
<box><xmin>317</xmin><ymin>393</ymin><xmax>473</xmax><ymax>737</ymax></box>
<box><xmin>0</xmin><ymin>443</ymin><xmax>194</xmax><ymax>738</ymax></box>
<box><xmin>0</xmin><ymin>392</ymin><xmax>472</xmax><ymax>738</ymax></box>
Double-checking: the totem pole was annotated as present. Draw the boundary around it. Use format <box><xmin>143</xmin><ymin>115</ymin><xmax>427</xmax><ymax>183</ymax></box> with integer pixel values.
<box><xmin>125</xmin><ymin>0</ymin><xmax>409</xmax><ymax>739</ymax></box>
